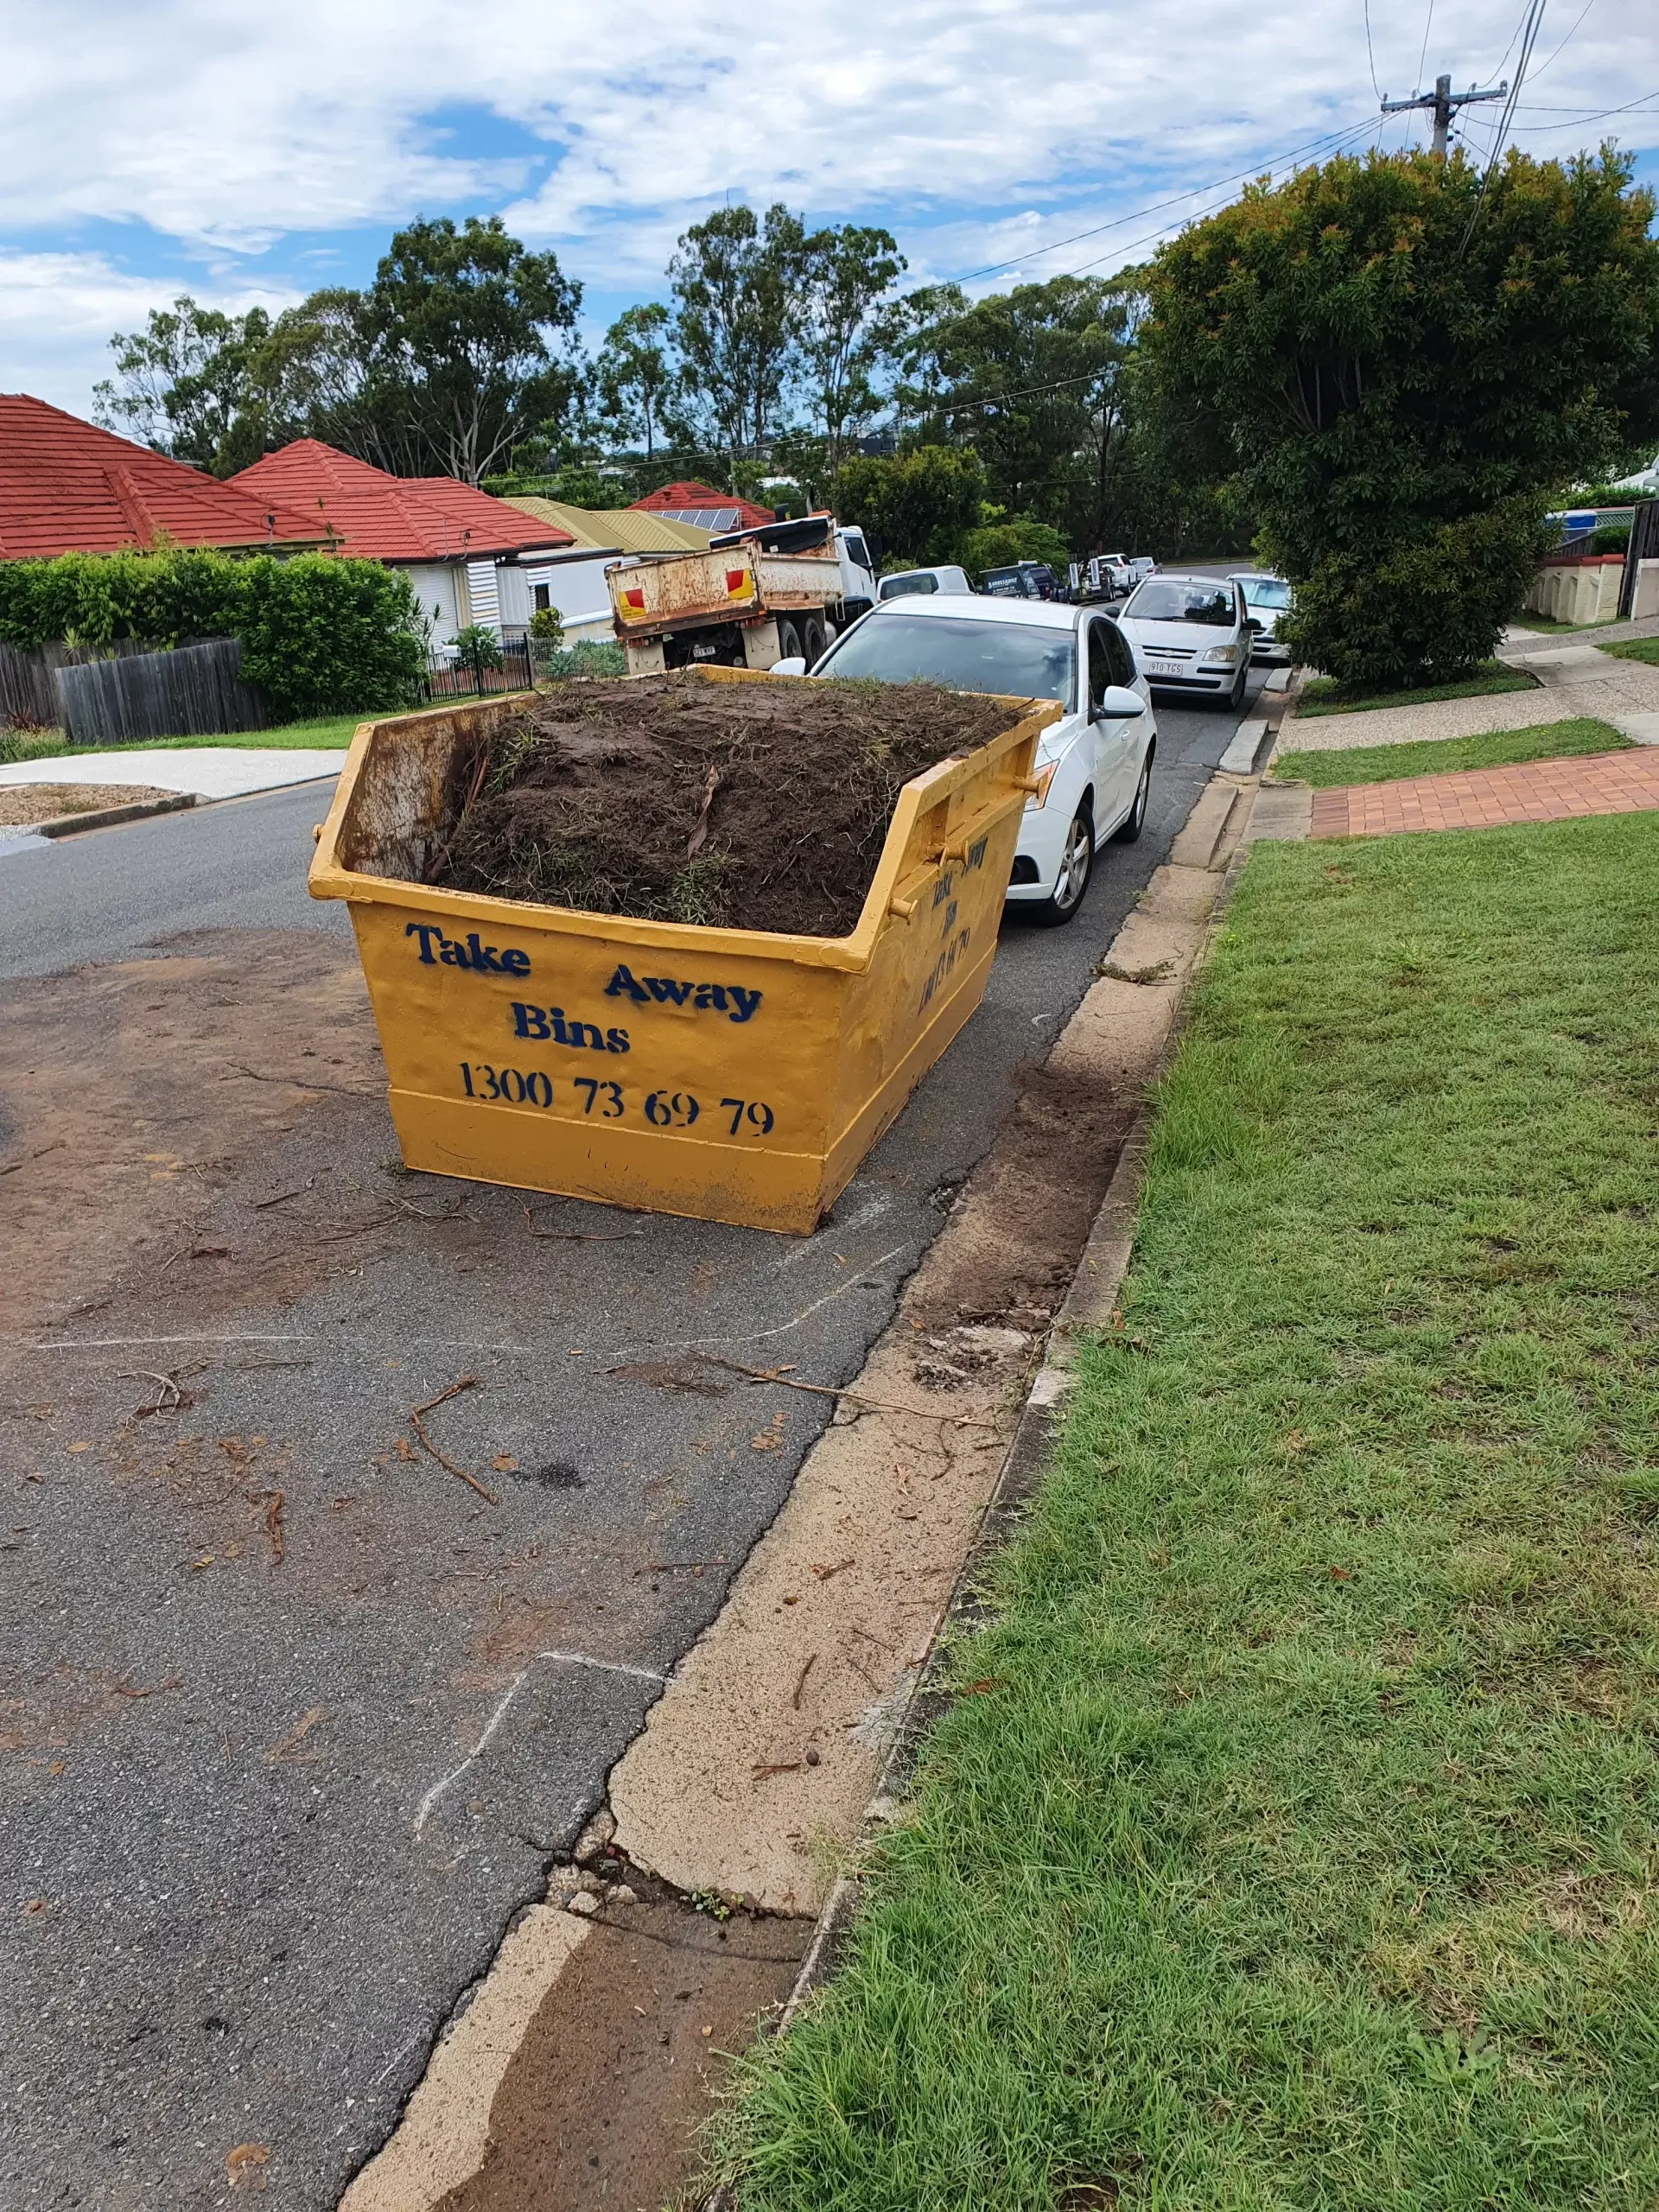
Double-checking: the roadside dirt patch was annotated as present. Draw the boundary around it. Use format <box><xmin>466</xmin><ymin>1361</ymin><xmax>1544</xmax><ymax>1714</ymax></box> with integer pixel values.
<box><xmin>434</xmin><ymin>1896</ymin><xmax>808</xmax><ymax>2212</ymax></box>
<box><xmin>427</xmin><ymin>671</ymin><xmax>1029</xmax><ymax>937</ymax></box>
<box><xmin>0</xmin><ymin>782</ymin><xmax>171</xmax><ymax>827</ymax></box>
<box><xmin>0</xmin><ymin>930</ymin><xmax>380</xmax><ymax>1336</ymax></box>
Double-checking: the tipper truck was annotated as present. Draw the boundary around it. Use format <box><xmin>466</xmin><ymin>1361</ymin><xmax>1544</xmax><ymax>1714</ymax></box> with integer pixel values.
<box><xmin>607</xmin><ymin>512</ymin><xmax>879</xmax><ymax>677</ymax></box>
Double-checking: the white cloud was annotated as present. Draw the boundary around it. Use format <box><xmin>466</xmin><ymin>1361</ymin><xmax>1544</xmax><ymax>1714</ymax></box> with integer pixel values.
<box><xmin>0</xmin><ymin>0</ymin><xmax>1653</xmax><ymax>410</ymax></box>
<box><xmin>0</xmin><ymin>251</ymin><xmax>299</xmax><ymax>414</ymax></box>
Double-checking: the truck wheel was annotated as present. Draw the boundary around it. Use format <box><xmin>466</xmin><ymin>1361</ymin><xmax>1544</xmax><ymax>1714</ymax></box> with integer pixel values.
<box><xmin>800</xmin><ymin>614</ymin><xmax>826</xmax><ymax>665</ymax></box>
<box><xmin>776</xmin><ymin>620</ymin><xmax>804</xmax><ymax>663</ymax></box>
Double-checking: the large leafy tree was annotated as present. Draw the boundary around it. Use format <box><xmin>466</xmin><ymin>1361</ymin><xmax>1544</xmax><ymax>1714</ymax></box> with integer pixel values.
<box><xmin>1142</xmin><ymin>146</ymin><xmax>1659</xmax><ymax>684</ymax></box>
<box><xmin>95</xmin><ymin>218</ymin><xmax>585</xmax><ymax>486</ymax></box>
<box><xmin>93</xmin><ymin>296</ymin><xmax>276</xmax><ymax>474</ymax></box>
<box><xmin>670</xmin><ymin>203</ymin><xmax>805</xmax><ymax>476</ymax></box>
<box><xmin>797</xmin><ymin>224</ymin><xmax>906</xmax><ymax>473</ymax></box>
<box><xmin>368</xmin><ymin>215</ymin><xmax>583</xmax><ymax>484</ymax></box>
<box><xmin>832</xmin><ymin>443</ymin><xmax>987</xmax><ymax>567</ymax></box>
<box><xmin>595</xmin><ymin>302</ymin><xmax>676</xmax><ymax>461</ymax></box>
<box><xmin>894</xmin><ymin>276</ymin><xmax>1133</xmax><ymax>549</ymax></box>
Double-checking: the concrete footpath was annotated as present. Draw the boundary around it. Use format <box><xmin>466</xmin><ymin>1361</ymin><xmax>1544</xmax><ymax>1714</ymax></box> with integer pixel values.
<box><xmin>0</xmin><ymin>745</ymin><xmax>347</xmax><ymax>799</ymax></box>
<box><xmin>1277</xmin><ymin>636</ymin><xmax>1659</xmax><ymax>754</ymax></box>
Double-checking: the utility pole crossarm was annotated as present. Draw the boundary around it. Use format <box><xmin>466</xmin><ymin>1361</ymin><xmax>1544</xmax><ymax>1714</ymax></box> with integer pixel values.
<box><xmin>1381</xmin><ymin>73</ymin><xmax>1509</xmax><ymax>157</ymax></box>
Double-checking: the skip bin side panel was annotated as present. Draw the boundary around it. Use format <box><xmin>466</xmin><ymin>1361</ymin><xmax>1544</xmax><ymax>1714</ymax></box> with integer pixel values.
<box><xmin>345</xmin><ymin>896</ymin><xmax>843</xmax><ymax>1228</ymax></box>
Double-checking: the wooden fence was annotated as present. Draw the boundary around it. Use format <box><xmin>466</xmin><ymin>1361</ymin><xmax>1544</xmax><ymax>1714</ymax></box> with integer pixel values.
<box><xmin>0</xmin><ymin>638</ymin><xmax>155</xmax><ymax>731</ymax></box>
<box><xmin>50</xmin><ymin>639</ymin><xmax>268</xmax><ymax>747</ymax></box>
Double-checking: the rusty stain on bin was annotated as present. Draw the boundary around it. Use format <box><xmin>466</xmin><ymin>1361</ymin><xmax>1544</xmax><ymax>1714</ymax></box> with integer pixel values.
<box><xmin>308</xmin><ymin>667</ymin><xmax>1052</xmax><ymax>1233</ymax></box>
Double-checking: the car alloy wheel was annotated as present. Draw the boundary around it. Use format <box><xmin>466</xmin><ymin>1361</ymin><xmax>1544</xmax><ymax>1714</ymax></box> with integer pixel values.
<box><xmin>1031</xmin><ymin>807</ymin><xmax>1095</xmax><ymax>926</ymax></box>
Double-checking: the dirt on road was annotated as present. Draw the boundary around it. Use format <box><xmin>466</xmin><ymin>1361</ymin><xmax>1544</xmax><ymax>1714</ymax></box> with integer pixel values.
<box><xmin>428</xmin><ymin>672</ymin><xmax>1029</xmax><ymax>937</ymax></box>
<box><xmin>0</xmin><ymin>931</ymin><xmax>379</xmax><ymax>1338</ymax></box>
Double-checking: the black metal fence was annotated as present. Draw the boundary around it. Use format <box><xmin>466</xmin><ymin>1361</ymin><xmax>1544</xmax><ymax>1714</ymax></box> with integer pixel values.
<box><xmin>423</xmin><ymin>638</ymin><xmax>534</xmax><ymax>699</ymax></box>
<box><xmin>53</xmin><ymin>639</ymin><xmax>267</xmax><ymax>747</ymax></box>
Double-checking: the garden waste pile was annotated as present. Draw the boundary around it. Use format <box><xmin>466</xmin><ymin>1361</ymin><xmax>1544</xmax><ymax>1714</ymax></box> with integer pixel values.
<box><xmin>425</xmin><ymin>671</ymin><xmax>1028</xmax><ymax>938</ymax></box>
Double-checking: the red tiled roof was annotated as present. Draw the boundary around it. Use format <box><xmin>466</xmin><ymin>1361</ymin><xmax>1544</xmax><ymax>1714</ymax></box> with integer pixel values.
<box><xmin>629</xmin><ymin>480</ymin><xmax>776</xmax><ymax>531</ymax></box>
<box><xmin>231</xmin><ymin>441</ymin><xmax>573</xmax><ymax>562</ymax></box>
<box><xmin>0</xmin><ymin>395</ymin><xmax>323</xmax><ymax>561</ymax></box>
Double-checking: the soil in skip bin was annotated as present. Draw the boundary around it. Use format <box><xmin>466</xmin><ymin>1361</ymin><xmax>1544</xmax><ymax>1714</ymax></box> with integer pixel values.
<box><xmin>427</xmin><ymin>673</ymin><xmax>1028</xmax><ymax>938</ymax></box>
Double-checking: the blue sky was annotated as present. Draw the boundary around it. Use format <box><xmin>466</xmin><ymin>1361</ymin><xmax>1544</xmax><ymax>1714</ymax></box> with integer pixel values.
<box><xmin>0</xmin><ymin>0</ymin><xmax>1653</xmax><ymax>420</ymax></box>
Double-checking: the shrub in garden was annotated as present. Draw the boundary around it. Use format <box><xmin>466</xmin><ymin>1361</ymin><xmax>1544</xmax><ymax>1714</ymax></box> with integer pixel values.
<box><xmin>1141</xmin><ymin>148</ymin><xmax>1659</xmax><ymax>687</ymax></box>
<box><xmin>0</xmin><ymin>546</ymin><xmax>425</xmax><ymax>721</ymax></box>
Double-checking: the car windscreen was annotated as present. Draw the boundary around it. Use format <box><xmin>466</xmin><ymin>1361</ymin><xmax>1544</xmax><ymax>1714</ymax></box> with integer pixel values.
<box><xmin>818</xmin><ymin>613</ymin><xmax>1075</xmax><ymax>706</ymax></box>
<box><xmin>1239</xmin><ymin>576</ymin><xmax>1291</xmax><ymax>610</ymax></box>
<box><xmin>1125</xmin><ymin>582</ymin><xmax>1235</xmax><ymax>626</ymax></box>
<box><xmin>879</xmin><ymin>571</ymin><xmax>938</xmax><ymax>599</ymax></box>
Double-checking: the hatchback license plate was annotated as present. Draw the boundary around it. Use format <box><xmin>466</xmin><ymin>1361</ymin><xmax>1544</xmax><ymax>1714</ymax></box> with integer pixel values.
<box><xmin>1146</xmin><ymin>658</ymin><xmax>1185</xmax><ymax>678</ymax></box>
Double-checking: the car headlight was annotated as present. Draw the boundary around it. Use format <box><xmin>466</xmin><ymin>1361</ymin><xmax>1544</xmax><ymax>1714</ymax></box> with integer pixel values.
<box><xmin>1024</xmin><ymin>762</ymin><xmax>1058</xmax><ymax>810</ymax></box>
<box><xmin>1198</xmin><ymin>643</ymin><xmax>1241</xmax><ymax>666</ymax></box>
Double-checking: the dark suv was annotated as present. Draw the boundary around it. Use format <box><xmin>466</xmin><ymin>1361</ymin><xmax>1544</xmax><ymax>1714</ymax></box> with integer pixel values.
<box><xmin>981</xmin><ymin>561</ymin><xmax>1065</xmax><ymax>602</ymax></box>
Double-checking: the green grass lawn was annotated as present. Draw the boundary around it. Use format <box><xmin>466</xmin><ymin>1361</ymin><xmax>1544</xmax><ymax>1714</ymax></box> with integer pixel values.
<box><xmin>1599</xmin><ymin>636</ymin><xmax>1659</xmax><ymax>667</ymax></box>
<box><xmin>1508</xmin><ymin>614</ymin><xmax>1616</xmax><ymax>636</ymax></box>
<box><xmin>1294</xmin><ymin>662</ymin><xmax>1538</xmax><ymax>719</ymax></box>
<box><xmin>1272</xmin><ymin>716</ymin><xmax>1630</xmax><ymax>790</ymax></box>
<box><xmin>0</xmin><ymin>702</ymin><xmax>476</xmax><ymax>766</ymax></box>
<box><xmin>718</xmin><ymin>812</ymin><xmax>1659</xmax><ymax>2210</ymax></box>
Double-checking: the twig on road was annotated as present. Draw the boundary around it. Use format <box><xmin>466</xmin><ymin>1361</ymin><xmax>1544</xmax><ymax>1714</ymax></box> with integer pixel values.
<box><xmin>409</xmin><ymin>1376</ymin><xmax>499</xmax><ymax>1504</ymax></box>
<box><xmin>690</xmin><ymin>1353</ymin><xmax>1003</xmax><ymax>1432</ymax></box>
<box><xmin>522</xmin><ymin>1202</ymin><xmax>643</xmax><ymax>1243</ymax></box>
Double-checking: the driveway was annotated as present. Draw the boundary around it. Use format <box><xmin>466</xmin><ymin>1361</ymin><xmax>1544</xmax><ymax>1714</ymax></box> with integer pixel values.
<box><xmin>0</xmin><ymin>687</ymin><xmax>1258</xmax><ymax>2208</ymax></box>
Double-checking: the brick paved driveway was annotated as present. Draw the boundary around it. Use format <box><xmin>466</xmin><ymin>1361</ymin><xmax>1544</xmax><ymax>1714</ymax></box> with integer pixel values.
<box><xmin>1310</xmin><ymin>747</ymin><xmax>1659</xmax><ymax>838</ymax></box>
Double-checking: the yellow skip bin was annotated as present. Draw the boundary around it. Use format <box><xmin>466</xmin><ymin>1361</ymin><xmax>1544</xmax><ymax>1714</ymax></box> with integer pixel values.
<box><xmin>308</xmin><ymin>669</ymin><xmax>1053</xmax><ymax>1233</ymax></box>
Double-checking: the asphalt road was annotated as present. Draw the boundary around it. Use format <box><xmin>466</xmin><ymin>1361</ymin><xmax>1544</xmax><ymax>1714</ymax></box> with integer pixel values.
<box><xmin>0</xmin><ymin>683</ymin><xmax>1264</xmax><ymax>2207</ymax></box>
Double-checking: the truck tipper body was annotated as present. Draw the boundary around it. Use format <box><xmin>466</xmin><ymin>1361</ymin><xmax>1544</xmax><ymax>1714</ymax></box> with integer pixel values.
<box><xmin>607</xmin><ymin>512</ymin><xmax>878</xmax><ymax>676</ymax></box>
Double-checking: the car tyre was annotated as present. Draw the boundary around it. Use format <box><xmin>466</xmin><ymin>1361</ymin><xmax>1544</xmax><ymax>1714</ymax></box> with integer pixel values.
<box><xmin>1222</xmin><ymin>658</ymin><xmax>1248</xmax><ymax>713</ymax></box>
<box><xmin>1029</xmin><ymin>805</ymin><xmax>1095</xmax><ymax>926</ymax></box>
<box><xmin>1113</xmin><ymin>745</ymin><xmax>1154</xmax><ymax>843</ymax></box>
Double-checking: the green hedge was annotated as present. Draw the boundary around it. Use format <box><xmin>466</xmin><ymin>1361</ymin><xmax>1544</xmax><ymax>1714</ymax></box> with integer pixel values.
<box><xmin>0</xmin><ymin>548</ymin><xmax>426</xmax><ymax>723</ymax></box>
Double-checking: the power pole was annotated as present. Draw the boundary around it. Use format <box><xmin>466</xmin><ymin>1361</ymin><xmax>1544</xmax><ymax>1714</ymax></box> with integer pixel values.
<box><xmin>1382</xmin><ymin>73</ymin><xmax>1508</xmax><ymax>157</ymax></box>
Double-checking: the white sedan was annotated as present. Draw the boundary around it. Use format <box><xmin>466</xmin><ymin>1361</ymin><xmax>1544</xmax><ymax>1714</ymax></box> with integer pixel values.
<box><xmin>791</xmin><ymin>595</ymin><xmax>1157</xmax><ymax>925</ymax></box>
<box><xmin>1116</xmin><ymin>572</ymin><xmax>1252</xmax><ymax>711</ymax></box>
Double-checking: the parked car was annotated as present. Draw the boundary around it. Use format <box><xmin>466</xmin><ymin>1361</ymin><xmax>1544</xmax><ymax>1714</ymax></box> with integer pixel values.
<box><xmin>1229</xmin><ymin>569</ymin><xmax>1293</xmax><ymax>665</ymax></box>
<box><xmin>876</xmin><ymin>563</ymin><xmax>974</xmax><ymax>602</ymax></box>
<box><xmin>1116</xmin><ymin>572</ymin><xmax>1252</xmax><ymax>711</ymax></box>
<box><xmin>981</xmin><ymin>560</ymin><xmax>1066</xmax><ymax>602</ymax></box>
<box><xmin>1126</xmin><ymin>556</ymin><xmax>1157</xmax><ymax>585</ymax></box>
<box><xmin>784</xmin><ymin>595</ymin><xmax>1157</xmax><ymax>925</ymax></box>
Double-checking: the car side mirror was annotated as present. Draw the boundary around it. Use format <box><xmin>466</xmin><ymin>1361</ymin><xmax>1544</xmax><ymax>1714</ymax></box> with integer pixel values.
<box><xmin>1243</xmin><ymin>616</ymin><xmax>1263</xmax><ymax>632</ymax></box>
<box><xmin>1092</xmin><ymin>683</ymin><xmax>1143</xmax><ymax>720</ymax></box>
<box><xmin>769</xmin><ymin>656</ymin><xmax>808</xmax><ymax>677</ymax></box>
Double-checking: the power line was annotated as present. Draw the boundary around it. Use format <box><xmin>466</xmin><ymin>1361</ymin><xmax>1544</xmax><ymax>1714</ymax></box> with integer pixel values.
<box><xmin>1510</xmin><ymin>89</ymin><xmax>1659</xmax><ymax>128</ymax></box>
<box><xmin>1364</xmin><ymin>0</ymin><xmax>1382</xmax><ymax>100</ymax></box>
<box><xmin>1062</xmin><ymin>118</ymin><xmax>1383</xmax><ymax>280</ymax></box>
<box><xmin>1415</xmin><ymin>0</ymin><xmax>1438</xmax><ymax>101</ymax></box>
<box><xmin>942</xmin><ymin>117</ymin><xmax>1380</xmax><ymax>287</ymax></box>
<box><xmin>1459</xmin><ymin>0</ymin><xmax>1549</xmax><ymax>248</ymax></box>
<box><xmin>1523</xmin><ymin>0</ymin><xmax>1598</xmax><ymax>85</ymax></box>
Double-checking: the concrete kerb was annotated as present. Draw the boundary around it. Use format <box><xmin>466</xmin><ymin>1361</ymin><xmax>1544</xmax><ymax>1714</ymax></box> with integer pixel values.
<box><xmin>35</xmin><ymin>791</ymin><xmax>196</xmax><ymax>838</ymax></box>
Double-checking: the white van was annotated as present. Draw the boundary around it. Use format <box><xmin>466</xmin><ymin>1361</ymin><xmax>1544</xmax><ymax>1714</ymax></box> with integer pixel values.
<box><xmin>875</xmin><ymin>564</ymin><xmax>973</xmax><ymax>602</ymax></box>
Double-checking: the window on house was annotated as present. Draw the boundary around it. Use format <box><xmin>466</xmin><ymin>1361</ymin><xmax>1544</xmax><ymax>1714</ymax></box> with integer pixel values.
<box><xmin>533</xmin><ymin>583</ymin><xmax>550</xmax><ymax>610</ymax></box>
